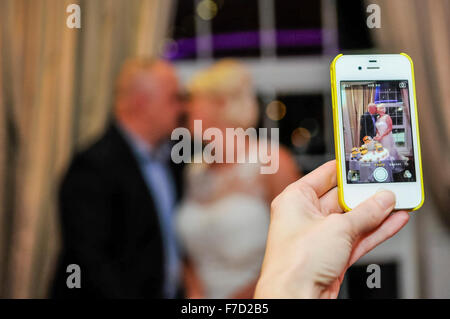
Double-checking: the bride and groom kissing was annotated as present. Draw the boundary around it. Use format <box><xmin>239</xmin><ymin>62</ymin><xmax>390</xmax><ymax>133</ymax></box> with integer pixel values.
<box><xmin>359</xmin><ymin>103</ymin><xmax>407</xmax><ymax>161</ymax></box>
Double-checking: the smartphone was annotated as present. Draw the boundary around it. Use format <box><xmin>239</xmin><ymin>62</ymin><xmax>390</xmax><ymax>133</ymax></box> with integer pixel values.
<box><xmin>330</xmin><ymin>53</ymin><xmax>424</xmax><ymax>211</ymax></box>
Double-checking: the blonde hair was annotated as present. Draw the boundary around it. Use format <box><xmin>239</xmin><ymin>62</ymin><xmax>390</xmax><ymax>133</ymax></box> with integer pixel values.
<box><xmin>188</xmin><ymin>59</ymin><xmax>258</xmax><ymax>128</ymax></box>
<box><xmin>376</xmin><ymin>103</ymin><xmax>386</xmax><ymax>111</ymax></box>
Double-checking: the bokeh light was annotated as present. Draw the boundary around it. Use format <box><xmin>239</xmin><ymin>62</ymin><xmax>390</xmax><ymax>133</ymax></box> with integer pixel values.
<box><xmin>291</xmin><ymin>127</ymin><xmax>311</xmax><ymax>148</ymax></box>
<box><xmin>196</xmin><ymin>0</ymin><xmax>218</xmax><ymax>21</ymax></box>
<box><xmin>265</xmin><ymin>100</ymin><xmax>287</xmax><ymax>121</ymax></box>
<box><xmin>299</xmin><ymin>118</ymin><xmax>319</xmax><ymax>137</ymax></box>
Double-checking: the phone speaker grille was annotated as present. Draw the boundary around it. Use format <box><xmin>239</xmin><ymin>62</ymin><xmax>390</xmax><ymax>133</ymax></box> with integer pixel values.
<box><xmin>367</xmin><ymin>66</ymin><xmax>380</xmax><ymax>69</ymax></box>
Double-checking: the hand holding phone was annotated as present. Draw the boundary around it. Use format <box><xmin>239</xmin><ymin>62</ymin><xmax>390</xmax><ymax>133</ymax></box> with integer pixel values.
<box><xmin>255</xmin><ymin>161</ymin><xmax>410</xmax><ymax>299</ymax></box>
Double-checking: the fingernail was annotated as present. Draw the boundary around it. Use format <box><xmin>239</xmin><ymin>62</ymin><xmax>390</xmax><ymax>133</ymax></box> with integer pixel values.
<box><xmin>374</xmin><ymin>191</ymin><xmax>396</xmax><ymax>210</ymax></box>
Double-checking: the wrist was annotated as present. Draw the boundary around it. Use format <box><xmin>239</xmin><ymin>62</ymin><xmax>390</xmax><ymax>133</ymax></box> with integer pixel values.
<box><xmin>254</xmin><ymin>271</ymin><xmax>323</xmax><ymax>299</ymax></box>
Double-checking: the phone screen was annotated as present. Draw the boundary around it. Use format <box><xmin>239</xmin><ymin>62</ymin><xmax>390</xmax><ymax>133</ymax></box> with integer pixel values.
<box><xmin>340</xmin><ymin>80</ymin><xmax>416</xmax><ymax>184</ymax></box>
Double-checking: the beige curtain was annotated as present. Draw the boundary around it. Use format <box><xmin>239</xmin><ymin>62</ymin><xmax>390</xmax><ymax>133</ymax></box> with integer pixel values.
<box><xmin>0</xmin><ymin>0</ymin><xmax>173</xmax><ymax>298</ymax></box>
<box><xmin>369</xmin><ymin>0</ymin><xmax>450</xmax><ymax>225</ymax></box>
<box><xmin>344</xmin><ymin>85</ymin><xmax>375</xmax><ymax>148</ymax></box>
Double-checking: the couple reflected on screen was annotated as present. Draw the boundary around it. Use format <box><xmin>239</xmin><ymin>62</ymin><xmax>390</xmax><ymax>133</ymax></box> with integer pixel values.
<box><xmin>360</xmin><ymin>103</ymin><xmax>407</xmax><ymax>162</ymax></box>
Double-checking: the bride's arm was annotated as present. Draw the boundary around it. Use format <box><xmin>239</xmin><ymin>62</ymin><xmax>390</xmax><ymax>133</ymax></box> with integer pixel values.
<box><xmin>266</xmin><ymin>146</ymin><xmax>301</xmax><ymax>202</ymax></box>
<box><xmin>183</xmin><ymin>258</ymin><xmax>205</xmax><ymax>299</ymax></box>
<box><xmin>385</xmin><ymin>115</ymin><xmax>393</xmax><ymax>135</ymax></box>
<box><xmin>230</xmin><ymin>280</ymin><xmax>258</xmax><ymax>299</ymax></box>
<box><xmin>379</xmin><ymin>115</ymin><xmax>393</xmax><ymax>138</ymax></box>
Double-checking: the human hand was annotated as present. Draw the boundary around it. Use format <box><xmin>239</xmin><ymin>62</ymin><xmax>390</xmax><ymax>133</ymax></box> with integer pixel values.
<box><xmin>254</xmin><ymin>160</ymin><xmax>409</xmax><ymax>298</ymax></box>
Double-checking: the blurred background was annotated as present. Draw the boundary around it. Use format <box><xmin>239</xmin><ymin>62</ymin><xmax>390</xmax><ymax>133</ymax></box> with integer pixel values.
<box><xmin>0</xmin><ymin>0</ymin><xmax>449</xmax><ymax>298</ymax></box>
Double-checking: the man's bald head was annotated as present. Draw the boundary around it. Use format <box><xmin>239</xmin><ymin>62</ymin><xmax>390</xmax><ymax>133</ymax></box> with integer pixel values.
<box><xmin>368</xmin><ymin>103</ymin><xmax>377</xmax><ymax>115</ymax></box>
<box><xmin>114</xmin><ymin>58</ymin><xmax>182</xmax><ymax>145</ymax></box>
<box><xmin>115</xmin><ymin>59</ymin><xmax>175</xmax><ymax>110</ymax></box>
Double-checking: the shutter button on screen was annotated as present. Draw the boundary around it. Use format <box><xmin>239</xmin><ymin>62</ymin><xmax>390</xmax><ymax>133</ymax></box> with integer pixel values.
<box><xmin>373</xmin><ymin>167</ymin><xmax>388</xmax><ymax>182</ymax></box>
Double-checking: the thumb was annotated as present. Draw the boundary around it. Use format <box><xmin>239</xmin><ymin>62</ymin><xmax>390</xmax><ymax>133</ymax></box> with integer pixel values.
<box><xmin>343</xmin><ymin>190</ymin><xmax>396</xmax><ymax>237</ymax></box>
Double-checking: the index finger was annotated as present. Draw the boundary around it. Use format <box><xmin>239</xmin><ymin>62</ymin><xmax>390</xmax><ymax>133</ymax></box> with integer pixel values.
<box><xmin>292</xmin><ymin>160</ymin><xmax>337</xmax><ymax>198</ymax></box>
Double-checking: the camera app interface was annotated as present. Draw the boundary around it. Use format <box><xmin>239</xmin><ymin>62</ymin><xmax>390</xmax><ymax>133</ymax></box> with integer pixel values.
<box><xmin>340</xmin><ymin>80</ymin><xmax>416</xmax><ymax>184</ymax></box>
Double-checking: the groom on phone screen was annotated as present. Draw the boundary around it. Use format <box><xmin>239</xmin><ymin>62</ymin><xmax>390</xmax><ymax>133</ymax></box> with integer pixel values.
<box><xmin>359</xmin><ymin>103</ymin><xmax>378</xmax><ymax>145</ymax></box>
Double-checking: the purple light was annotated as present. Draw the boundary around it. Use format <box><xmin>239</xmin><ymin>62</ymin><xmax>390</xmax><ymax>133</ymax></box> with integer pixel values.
<box><xmin>375</xmin><ymin>100</ymin><xmax>399</xmax><ymax>103</ymax></box>
<box><xmin>163</xmin><ymin>29</ymin><xmax>322</xmax><ymax>60</ymax></box>
<box><xmin>213</xmin><ymin>31</ymin><xmax>260</xmax><ymax>50</ymax></box>
<box><xmin>276</xmin><ymin>29</ymin><xmax>322</xmax><ymax>47</ymax></box>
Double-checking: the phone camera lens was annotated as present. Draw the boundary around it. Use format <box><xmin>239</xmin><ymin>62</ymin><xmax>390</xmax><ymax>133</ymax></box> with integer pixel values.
<box><xmin>358</xmin><ymin>66</ymin><xmax>362</xmax><ymax>70</ymax></box>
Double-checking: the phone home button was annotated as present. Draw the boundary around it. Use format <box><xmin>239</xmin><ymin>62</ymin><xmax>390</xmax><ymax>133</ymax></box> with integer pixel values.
<box><xmin>373</xmin><ymin>167</ymin><xmax>388</xmax><ymax>182</ymax></box>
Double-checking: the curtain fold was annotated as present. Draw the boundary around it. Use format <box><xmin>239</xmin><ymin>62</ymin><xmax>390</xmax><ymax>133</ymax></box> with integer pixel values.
<box><xmin>369</xmin><ymin>0</ymin><xmax>450</xmax><ymax>225</ymax></box>
<box><xmin>0</xmin><ymin>0</ymin><xmax>173</xmax><ymax>298</ymax></box>
<box><xmin>345</xmin><ymin>85</ymin><xmax>375</xmax><ymax>148</ymax></box>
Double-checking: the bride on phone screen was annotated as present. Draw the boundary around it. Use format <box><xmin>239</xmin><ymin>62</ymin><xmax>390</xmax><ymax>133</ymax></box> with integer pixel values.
<box><xmin>374</xmin><ymin>104</ymin><xmax>407</xmax><ymax>161</ymax></box>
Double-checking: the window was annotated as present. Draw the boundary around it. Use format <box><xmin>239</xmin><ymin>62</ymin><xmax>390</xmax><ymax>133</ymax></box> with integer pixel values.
<box><xmin>336</xmin><ymin>0</ymin><xmax>373</xmax><ymax>51</ymax></box>
<box><xmin>392</xmin><ymin>128</ymin><xmax>406</xmax><ymax>147</ymax></box>
<box><xmin>167</xmin><ymin>0</ymin><xmax>371</xmax><ymax>60</ymax></box>
<box><xmin>274</xmin><ymin>2</ymin><xmax>322</xmax><ymax>56</ymax></box>
<box><xmin>211</xmin><ymin>0</ymin><xmax>260</xmax><ymax>58</ymax></box>
<box><xmin>270</xmin><ymin>94</ymin><xmax>325</xmax><ymax>155</ymax></box>
<box><xmin>167</xmin><ymin>0</ymin><xmax>197</xmax><ymax>60</ymax></box>
<box><xmin>387</xmin><ymin>106</ymin><xmax>404</xmax><ymax>126</ymax></box>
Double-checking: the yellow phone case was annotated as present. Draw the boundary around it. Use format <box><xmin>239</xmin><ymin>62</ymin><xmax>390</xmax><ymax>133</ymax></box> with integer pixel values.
<box><xmin>330</xmin><ymin>53</ymin><xmax>425</xmax><ymax>212</ymax></box>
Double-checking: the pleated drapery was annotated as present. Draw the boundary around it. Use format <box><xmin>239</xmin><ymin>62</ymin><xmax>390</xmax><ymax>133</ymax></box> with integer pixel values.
<box><xmin>0</xmin><ymin>0</ymin><xmax>173</xmax><ymax>298</ymax></box>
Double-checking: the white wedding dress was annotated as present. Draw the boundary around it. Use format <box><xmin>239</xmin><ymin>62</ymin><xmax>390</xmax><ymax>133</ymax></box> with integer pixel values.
<box><xmin>376</xmin><ymin>115</ymin><xmax>403</xmax><ymax>161</ymax></box>
<box><xmin>176</xmin><ymin>160</ymin><xmax>270</xmax><ymax>299</ymax></box>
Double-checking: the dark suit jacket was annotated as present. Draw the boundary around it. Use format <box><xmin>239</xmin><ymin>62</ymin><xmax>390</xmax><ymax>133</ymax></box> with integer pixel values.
<box><xmin>51</xmin><ymin>123</ymin><xmax>184</xmax><ymax>298</ymax></box>
<box><xmin>359</xmin><ymin>112</ymin><xmax>378</xmax><ymax>145</ymax></box>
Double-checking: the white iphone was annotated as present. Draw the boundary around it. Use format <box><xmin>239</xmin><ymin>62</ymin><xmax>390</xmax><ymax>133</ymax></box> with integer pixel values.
<box><xmin>330</xmin><ymin>53</ymin><xmax>424</xmax><ymax>211</ymax></box>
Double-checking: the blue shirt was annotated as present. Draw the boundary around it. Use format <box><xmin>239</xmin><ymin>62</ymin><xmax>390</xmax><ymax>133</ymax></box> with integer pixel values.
<box><xmin>119</xmin><ymin>126</ymin><xmax>180</xmax><ymax>298</ymax></box>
